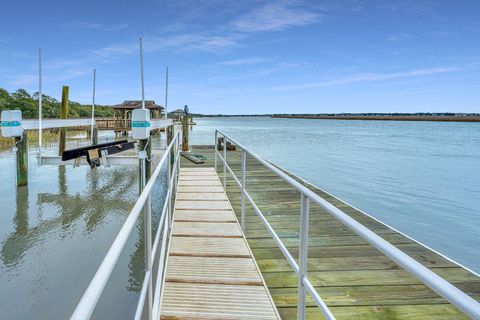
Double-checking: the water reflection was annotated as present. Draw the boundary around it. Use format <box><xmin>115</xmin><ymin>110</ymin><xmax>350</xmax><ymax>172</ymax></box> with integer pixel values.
<box><xmin>1</xmin><ymin>166</ymin><xmax>138</xmax><ymax>271</ymax></box>
<box><xmin>1</xmin><ymin>185</ymin><xmax>30</xmax><ymax>266</ymax></box>
<box><xmin>128</xmin><ymin>166</ymin><xmax>168</xmax><ymax>293</ymax></box>
<box><xmin>0</xmin><ymin>135</ymin><xmax>171</xmax><ymax>319</ymax></box>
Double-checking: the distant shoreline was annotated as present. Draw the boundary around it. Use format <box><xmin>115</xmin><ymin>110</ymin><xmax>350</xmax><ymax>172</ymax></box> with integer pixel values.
<box><xmin>192</xmin><ymin>113</ymin><xmax>480</xmax><ymax>122</ymax></box>
<box><xmin>270</xmin><ymin>115</ymin><xmax>480</xmax><ymax>122</ymax></box>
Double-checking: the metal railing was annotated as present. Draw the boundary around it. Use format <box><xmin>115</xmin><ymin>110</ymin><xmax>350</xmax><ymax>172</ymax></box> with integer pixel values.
<box><xmin>214</xmin><ymin>129</ymin><xmax>480</xmax><ymax>320</ymax></box>
<box><xmin>70</xmin><ymin>130</ymin><xmax>180</xmax><ymax>320</ymax></box>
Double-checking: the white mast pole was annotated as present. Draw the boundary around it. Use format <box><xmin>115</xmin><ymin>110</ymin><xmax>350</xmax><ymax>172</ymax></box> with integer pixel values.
<box><xmin>38</xmin><ymin>48</ymin><xmax>42</xmax><ymax>157</ymax></box>
<box><xmin>140</xmin><ymin>37</ymin><xmax>145</xmax><ymax>109</ymax></box>
<box><xmin>164</xmin><ymin>66</ymin><xmax>168</xmax><ymax>119</ymax></box>
<box><xmin>90</xmin><ymin>68</ymin><xmax>96</xmax><ymax>144</ymax></box>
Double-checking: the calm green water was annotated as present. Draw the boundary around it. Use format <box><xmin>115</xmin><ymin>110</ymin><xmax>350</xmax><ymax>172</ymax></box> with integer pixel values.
<box><xmin>0</xmin><ymin>118</ymin><xmax>479</xmax><ymax>319</ymax></box>
<box><xmin>191</xmin><ymin>117</ymin><xmax>480</xmax><ymax>274</ymax></box>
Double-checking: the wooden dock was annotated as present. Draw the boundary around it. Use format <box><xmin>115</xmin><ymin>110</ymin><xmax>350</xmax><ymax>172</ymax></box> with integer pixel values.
<box><xmin>159</xmin><ymin>167</ymin><xmax>280</xmax><ymax>320</ymax></box>
<box><xmin>177</xmin><ymin>146</ymin><xmax>480</xmax><ymax>320</ymax></box>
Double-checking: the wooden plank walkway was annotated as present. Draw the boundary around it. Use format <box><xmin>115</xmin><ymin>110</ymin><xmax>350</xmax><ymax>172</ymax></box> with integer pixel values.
<box><xmin>159</xmin><ymin>167</ymin><xmax>280</xmax><ymax>320</ymax></box>
<box><xmin>180</xmin><ymin>146</ymin><xmax>480</xmax><ymax>320</ymax></box>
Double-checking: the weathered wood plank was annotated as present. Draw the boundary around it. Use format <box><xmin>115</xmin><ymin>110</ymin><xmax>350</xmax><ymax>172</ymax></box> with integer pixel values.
<box><xmin>278</xmin><ymin>305</ymin><xmax>469</xmax><ymax>320</ymax></box>
<box><xmin>255</xmin><ymin>255</ymin><xmax>457</xmax><ymax>272</ymax></box>
<box><xmin>161</xmin><ymin>282</ymin><xmax>278</xmax><ymax>320</ymax></box>
<box><xmin>179</xmin><ymin>180</ymin><xmax>222</xmax><ymax>186</ymax></box>
<box><xmin>170</xmin><ymin>233</ymin><xmax>251</xmax><ymax>258</ymax></box>
<box><xmin>175</xmin><ymin>210</ymin><xmax>237</xmax><ymax>222</ymax></box>
<box><xmin>179</xmin><ymin>175</ymin><xmax>220</xmax><ymax>181</ymax></box>
<box><xmin>166</xmin><ymin>256</ymin><xmax>263</xmax><ymax>285</ymax></box>
<box><xmin>172</xmin><ymin>221</ymin><xmax>243</xmax><ymax>238</ymax></box>
<box><xmin>269</xmin><ymin>282</ymin><xmax>480</xmax><ymax>307</ymax></box>
<box><xmin>175</xmin><ymin>200</ymin><xmax>231</xmax><ymax>210</ymax></box>
<box><xmin>178</xmin><ymin>185</ymin><xmax>225</xmax><ymax>193</ymax></box>
<box><xmin>262</xmin><ymin>267</ymin><xmax>479</xmax><ymax>288</ymax></box>
<box><xmin>176</xmin><ymin>192</ymin><xmax>227</xmax><ymax>201</ymax></box>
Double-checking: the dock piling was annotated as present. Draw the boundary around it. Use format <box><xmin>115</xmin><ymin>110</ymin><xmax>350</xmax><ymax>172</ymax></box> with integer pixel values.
<box><xmin>181</xmin><ymin>116</ymin><xmax>189</xmax><ymax>152</ymax></box>
<box><xmin>58</xmin><ymin>86</ymin><xmax>69</xmax><ymax>156</ymax></box>
<box><xmin>15</xmin><ymin>131</ymin><xmax>28</xmax><ymax>187</ymax></box>
<box><xmin>92</xmin><ymin>127</ymin><xmax>98</xmax><ymax>145</ymax></box>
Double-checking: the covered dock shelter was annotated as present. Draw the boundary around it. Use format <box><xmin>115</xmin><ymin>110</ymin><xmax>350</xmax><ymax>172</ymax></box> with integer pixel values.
<box><xmin>96</xmin><ymin>100</ymin><xmax>165</xmax><ymax>134</ymax></box>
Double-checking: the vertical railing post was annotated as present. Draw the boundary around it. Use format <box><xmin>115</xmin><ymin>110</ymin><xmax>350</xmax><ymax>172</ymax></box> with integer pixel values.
<box><xmin>167</xmin><ymin>145</ymin><xmax>172</xmax><ymax>224</ymax></box>
<box><xmin>223</xmin><ymin>135</ymin><xmax>227</xmax><ymax>190</ymax></box>
<box><xmin>139</xmin><ymin>153</ymin><xmax>146</xmax><ymax>192</ymax></box>
<box><xmin>140</xmin><ymin>152</ymin><xmax>153</xmax><ymax>320</ymax></box>
<box><xmin>144</xmin><ymin>194</ymin><xmax>153</xmax><ymax>320</ymax></box>
<box><xmin>241</xmin><ymin>149</ymin><xmax>246</xmax><ymax>232</ymax></box>
<box><xmin>176</xmin><ymin>133</ymin><xmax>180</xmax><ymax>188</ymax></box>
<box><xmin>297</xmin><ymin>193</ymin><xmax>309</xmax><ymax>320</ymax></box>
<box><xmin>214</xmin><ymin>130</ymin><xmax>218</xmax><ymax>171</ymax></box>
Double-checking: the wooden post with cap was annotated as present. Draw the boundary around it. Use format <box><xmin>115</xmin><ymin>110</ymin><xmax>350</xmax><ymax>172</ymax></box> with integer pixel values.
<box><xmin>58</xmin><ymin>86</ymin><xmax>69</xmax><ymax>156</ymax></box>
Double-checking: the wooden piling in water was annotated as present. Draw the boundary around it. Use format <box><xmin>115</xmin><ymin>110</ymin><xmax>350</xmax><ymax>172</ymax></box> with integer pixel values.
<box><xmin>93</xmin><ymin>127</ymin><xmax>98</xmax><ymax>145</ymax></box>
<box><xmin>166</xmin><ymin>125</ymin><xmax>174</xmax><ymax>166</ymax></box>
<box><xmin>15</xmin><ymin>131</ymin><xmax>28</xmax><ymax>186</ymax></box>
<box><xmin>58</xmin><ymin>86</ymin><xmax>69</xmax><ymax>156</ymax></box>
<box><xmin>182</xmin><ymin>116</ymin><xmax>189</xmax><ymax>152</ymax></box>
<box><xmin>167</xmin><ymin>125</ymin><xmax>173</xmax><ymax>146</ymax></box>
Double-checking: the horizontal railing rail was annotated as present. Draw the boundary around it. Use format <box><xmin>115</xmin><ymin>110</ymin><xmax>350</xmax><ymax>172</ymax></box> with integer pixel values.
<box><xmin>70</xmin><ymin>130</ymin><xmax>180</xmax><ymax>320</ymax></box>
<box><xmin>214</xmin><ymin>129</ymin><xmax>480</xmax><ymax>320</ymax></box>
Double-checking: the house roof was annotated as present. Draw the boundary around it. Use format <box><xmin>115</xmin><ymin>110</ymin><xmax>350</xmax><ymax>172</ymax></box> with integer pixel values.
<box><xmin>169</xmin><ymin>109</ymin><xmax>185</xmax><ymax>114</ymax></box>
<box><xmin>112</xmin><ymin>100</ymin><xmax>164</xmax><ymax>110</ymax></box>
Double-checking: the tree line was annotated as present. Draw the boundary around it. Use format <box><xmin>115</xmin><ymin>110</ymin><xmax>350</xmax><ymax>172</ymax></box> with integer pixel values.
<box><xmin>0</xmin><ymin>88</ymin><xmax>114</xmax><ymax>119</ymax></box>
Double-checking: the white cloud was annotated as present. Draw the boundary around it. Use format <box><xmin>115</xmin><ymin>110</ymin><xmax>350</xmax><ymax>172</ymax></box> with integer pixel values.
<box><xmin>64</xmin><ymin>22</ymin><xmax>130</xmax><ymax>32</ymax></box>
<box><xmin>232</xmin><ymin>1</ymin><xmax>320</xmax><ymax>32</ymax></box>
<box><xmin>84</xmin><ymin>33</ymin><xmax>241</xmax><ymax>63</ymax></box>
<box><xmin>9</xmin><ymin>75</ymin><xmax>37</xmax><ymax>86</ymax></box>
<box><xmin>387</xmin><ymin>33</ymin><xmax>411</xmax><ymax>41</ymax></box>
<box><xmin>219</xmin><ymin>58</ymin><xmax>270</xmax><ymax>66</ymax></box>
<box><xmin>272</xmin><ymin>66</ymin><xmax>467</xmax><ymax>91</ymax></box>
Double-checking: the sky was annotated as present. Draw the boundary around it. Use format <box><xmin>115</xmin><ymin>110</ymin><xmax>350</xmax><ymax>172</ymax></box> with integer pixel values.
<box><xmin>0</xmin><ymin>0</ymin><xmax>479</xmax><ymax>114</ymax></box>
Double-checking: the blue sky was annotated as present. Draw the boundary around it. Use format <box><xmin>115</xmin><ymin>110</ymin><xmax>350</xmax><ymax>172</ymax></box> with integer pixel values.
<box><xmin>0</xmin><ymin>0</ymin><xmax>479</xmax><ymax>114</ymax></box>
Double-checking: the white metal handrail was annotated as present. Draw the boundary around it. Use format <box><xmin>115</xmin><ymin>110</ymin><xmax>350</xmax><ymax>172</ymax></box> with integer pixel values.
<box><xmin>70</xmin><ymin>130</ymin><xmax>180</xmax><ymax>320</ymax></box>
<box><xmin>214</xmin><ymin>129</ymin><xmax>480</xmax><ymax>320</ymax></box>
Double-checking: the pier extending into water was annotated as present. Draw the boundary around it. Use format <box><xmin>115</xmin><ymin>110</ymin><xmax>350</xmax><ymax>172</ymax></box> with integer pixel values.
<box><xmin>67</xmin><ymin>128</ymin><xmax>480</xmax><ymax>320</ymax></box>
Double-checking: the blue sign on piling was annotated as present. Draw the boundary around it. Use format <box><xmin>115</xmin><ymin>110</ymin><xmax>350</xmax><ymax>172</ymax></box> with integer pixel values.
<box><xmin>0</xmin><ymin>121</ymin><xmax>21</xmax><ymax>127</ymax></box>
<box><xmin>131</xmin><ymin>121</ymin><xmax>151</xmax><ymax>128</ymax></box>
